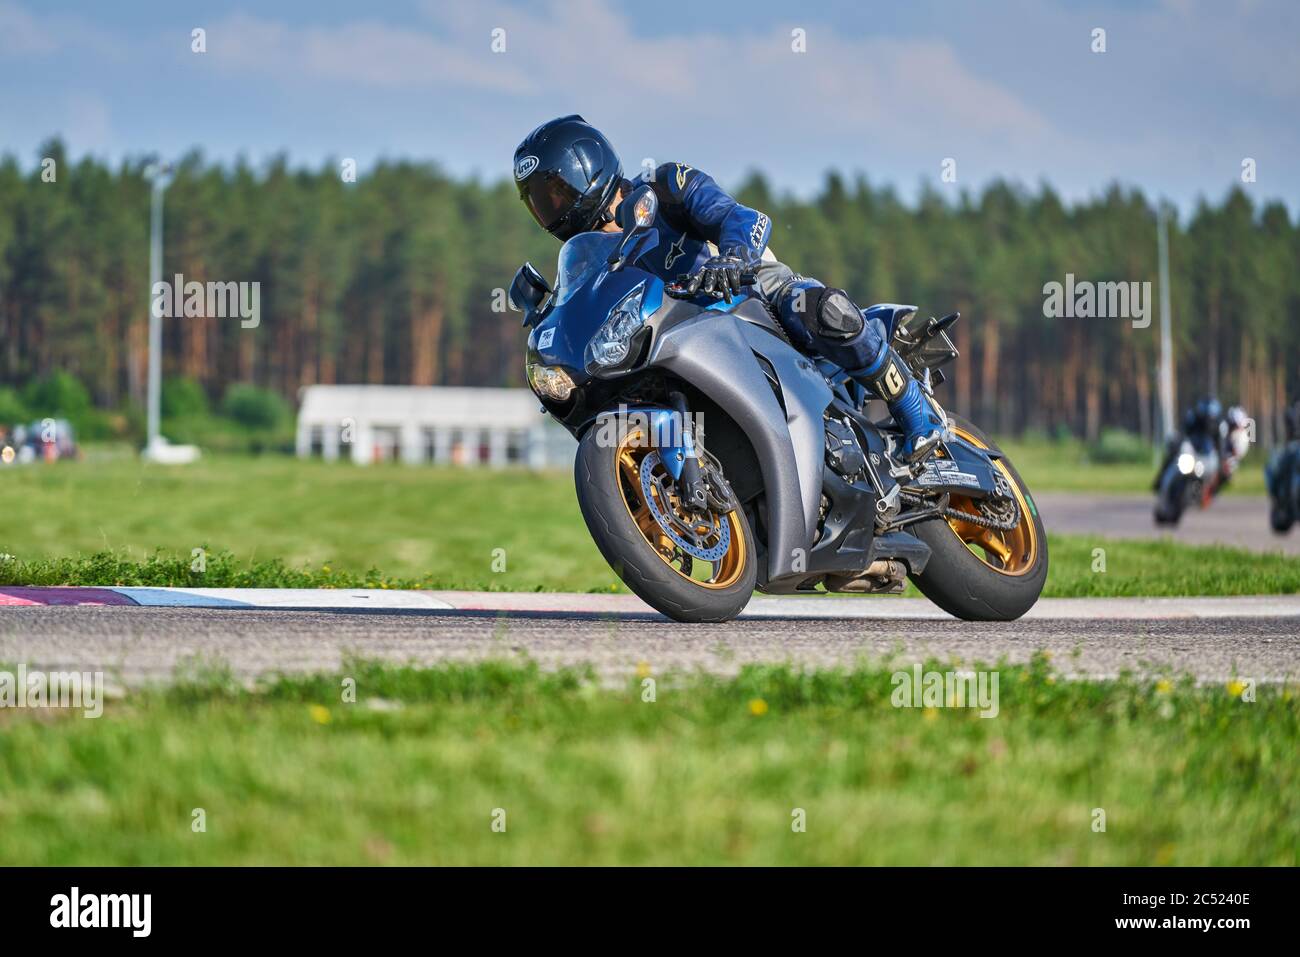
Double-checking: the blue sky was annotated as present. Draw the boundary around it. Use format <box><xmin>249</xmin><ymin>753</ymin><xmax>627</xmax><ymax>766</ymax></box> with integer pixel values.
<box><xmin>1</xmin><ymin>0</ymin><xmax>1296</xmax><ymax>211</ymax></box>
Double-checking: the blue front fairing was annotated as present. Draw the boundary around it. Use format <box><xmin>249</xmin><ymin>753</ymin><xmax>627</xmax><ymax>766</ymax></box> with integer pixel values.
<box><xmin>528</xmin><ymin>230</ymin><xmax>665</xmax><ymax>381</ymax></box>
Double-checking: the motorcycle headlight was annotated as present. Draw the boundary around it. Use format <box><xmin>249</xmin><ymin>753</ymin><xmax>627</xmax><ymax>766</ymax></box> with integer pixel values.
<box><xmin>586</xmin><ymin>283</ymin><xmax>647</xmax><ymax>368</ymax></box>
<box><xmin>1177</xmin><ymin>452</ymin><xmax>1195</xmax><ymax>475</ymax></box>
<box><xmin>526</xmin><ymin>362</ymin><xmax>575</xmax><ymax>401</ymax></box>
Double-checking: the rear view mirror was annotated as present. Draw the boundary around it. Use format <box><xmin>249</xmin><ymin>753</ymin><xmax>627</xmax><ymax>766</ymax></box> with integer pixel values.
<box><xmin>509</xmin><ymin>263</ymin><xmax>552</xmax><ymax>325</ymax></box>
<box><xmin>624</xmin><ymin>185</ymin><xmax>658</xmax><ymax>230</ymax></box>
<box><xmin>608</xmin><ymin>185</ymin><xmax>659</xmax><ymax>270</ymax></box>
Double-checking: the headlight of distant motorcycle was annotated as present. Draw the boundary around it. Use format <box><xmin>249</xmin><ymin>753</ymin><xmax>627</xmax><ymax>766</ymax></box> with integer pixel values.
<box><xmin>1177</xmin><ymin>452</ymin><xmax>1195</xmax><ymax>475</ymax></box>
<box><xmin>586</xmin><ymin>282</ymin><xmax>646</xmax><ymax>368</ymax></box>
<box><xmin>526</xmin><ymin>362</ymin><xmax>575</xmax><ymax>401</ymax></box>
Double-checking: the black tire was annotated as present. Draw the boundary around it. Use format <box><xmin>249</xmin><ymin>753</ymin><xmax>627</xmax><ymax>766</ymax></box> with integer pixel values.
<box><xmin>908</xmin><ymin>415</ymin><xmax>1048</xmax><ymax>621</ymax></box>
<box><xmin>574</xmin><ymin>423</ymin><xmax>757</xmax><ymax>623</ymax></box>
<box><xmin>1270</xmin><ymin>501</ymin><xmax>1294</xmax><ymax>534</ymax></box>
<box><xmin>1154</xmin><ymin>500</ymin><xmax>1183</xmax><ymax>525</ymax></box>
<box><xmin>1153</xmin><ymin>473</ymin><xmax>1184</xmax><ymax>525</ymax></box>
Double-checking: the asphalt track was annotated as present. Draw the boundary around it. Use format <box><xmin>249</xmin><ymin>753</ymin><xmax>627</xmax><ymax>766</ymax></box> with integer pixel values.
<box><xmin>2</xmin><ymin>591</ymin><xmax>1297</xmax><ymax>686</ymax></box>
<box><xmin>1035</xmin><ymin>493</ymin><xmax>1300</xmax><ymax>555</ymax></box>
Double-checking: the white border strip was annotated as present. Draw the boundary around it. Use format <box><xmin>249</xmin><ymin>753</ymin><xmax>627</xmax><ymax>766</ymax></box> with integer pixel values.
<box><xmin>10</xmin><ymin>588</ymin><xmax>1298</xmax><ymax>618</ymax></box>
<box><xmin>110</xmin><ymin>587</ymin><xmax>455</xmax><ymax>610</ymax></box>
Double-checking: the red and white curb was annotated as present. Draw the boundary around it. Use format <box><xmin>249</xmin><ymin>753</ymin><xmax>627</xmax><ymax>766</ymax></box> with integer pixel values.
<box><xmin>0</xmin><ymin>587</ymin><xmax>452</xmax><ymax>610</ymax></box>
<box><xmin>2</xmin><ymin>586</ymin><xmax>1299</xmax><ymax>619</ymax></box>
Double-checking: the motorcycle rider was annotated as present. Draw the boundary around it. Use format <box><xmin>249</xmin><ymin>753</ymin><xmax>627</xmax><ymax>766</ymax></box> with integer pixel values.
<box><xmin>1222</xmin><ymin>404</ymin><xmax>1251</xmax><ymax>483</ymax></box>
<box><xmin>512</xmin><ymin>115</ymin><xmax>947</xmax><ymax>463</ymax></box>
<box><xmin>1155</xmin><ymin>395</ymin><xmax>1230</xmax><ymax>490</ymax></box>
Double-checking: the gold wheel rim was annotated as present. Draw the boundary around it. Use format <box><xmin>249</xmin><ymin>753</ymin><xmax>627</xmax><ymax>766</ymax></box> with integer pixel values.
<box><xmin>942</xmin><ymin>426</ymin><xmax>1038</xmax><ymax>577</ymax></box>
<box><xmin>614</xmin><ymin>429</ymin><xmax>747</xmax><ymax>589</ymax></box>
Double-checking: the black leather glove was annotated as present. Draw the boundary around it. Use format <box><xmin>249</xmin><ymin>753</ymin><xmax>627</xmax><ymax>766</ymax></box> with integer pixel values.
<box><xmin>684</xmin><ymin>254</ymin><xmax>747</xmax><ymax>303</ymax></box>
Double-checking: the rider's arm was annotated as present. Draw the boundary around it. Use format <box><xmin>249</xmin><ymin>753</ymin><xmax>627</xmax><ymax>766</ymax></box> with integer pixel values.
<box><xmin>651</xmin><ymin>163</ymin><xmax>771</xmax><ymax>262</ymax></box>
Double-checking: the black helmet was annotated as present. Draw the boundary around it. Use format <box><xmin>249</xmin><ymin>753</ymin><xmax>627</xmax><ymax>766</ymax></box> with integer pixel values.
<box><xmin>514</xmin><ymin>115</ymin><xmax>623</xmax><ymax>241</ymax></box>
<box><xmin>1195</xmin><ymin>396</ymin><xmax>1223</xmax><ymax>422</ymax></box>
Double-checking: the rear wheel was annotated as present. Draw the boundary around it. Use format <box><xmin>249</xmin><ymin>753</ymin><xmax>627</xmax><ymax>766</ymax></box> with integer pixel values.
<box><xmin>575</xmin><ymin>420</ymin><xmax>757</xmax><ymax>623</ymax></box>
<box><xmin>908</xmin><ymin>415</ymin><xmax>1048</xmax><ymax>621</ymax></box>
<box><xmin>1270</xmin><ymin>501</ymin><xmax>1294</xmax><ymax>534</ymax></box>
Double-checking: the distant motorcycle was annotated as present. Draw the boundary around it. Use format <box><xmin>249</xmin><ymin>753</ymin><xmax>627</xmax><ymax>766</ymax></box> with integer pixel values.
<box><xmin>1153</xmin><ymin>406</ymin><xmax>1249</xmax><ymax>525</ymax></box>
<box><xmin>509</xmin><ymin>184</ymin><xmax>1047</xmax><ymax>623</ymax></box>
<box><xmin>1265</xmin><ymin>440</ymin><xmax>1300</xmax><ymax>534</ymax></box>
<box><xmin>1154</xmin><ymin>435</ymin><xmax>1221</xmax><ymax>525</ymax></box>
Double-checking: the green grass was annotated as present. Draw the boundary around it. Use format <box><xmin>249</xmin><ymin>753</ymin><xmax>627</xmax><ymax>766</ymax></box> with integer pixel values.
<box><xmin>1</xmin><ymin>453</ymin><xmax>1295</xmax><ymax>596</ymax></box>
<box><xmin>3</xmin><ymin>533</ymin><xmax>1297</xmax><ymax>597</ymax></box>
<box><xmin>1037</xmin><ymin>534</ymin><xmax>1300</xmax><ymax>596</ymax></box>
<box><xmin>0</xmin><ymin>453</ymin><xmax>603</xmax><ymax>591</ymax></box>
<box><xmin>0</xmin><ymin>658</ymin><xmax>1294</xmax><ymax>865</ymax></box>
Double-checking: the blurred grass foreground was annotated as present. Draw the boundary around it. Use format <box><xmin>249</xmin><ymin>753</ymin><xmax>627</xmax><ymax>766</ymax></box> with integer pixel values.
<box><xmin>0</xmin><ymin>658</ymin><xmax>1294</xmax><ymax>865</ymax></box>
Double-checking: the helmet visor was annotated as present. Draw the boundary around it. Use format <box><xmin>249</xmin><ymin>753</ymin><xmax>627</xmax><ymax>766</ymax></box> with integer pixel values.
<box><xmin>520</xmin><ymin>171</ymin><xmax>584</xmax><ymax>234</ymax></box>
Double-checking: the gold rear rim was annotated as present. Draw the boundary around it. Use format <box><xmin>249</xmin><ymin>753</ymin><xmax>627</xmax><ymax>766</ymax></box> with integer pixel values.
<box><xmin>614</xmin><ymin>429</ymin><xmax>747</xmax><ymax>589</ymax></box>
<box><xmin>942</xmin><ymin>426</ymin><xmax>1039</xmax><ymax>577</ymax></box>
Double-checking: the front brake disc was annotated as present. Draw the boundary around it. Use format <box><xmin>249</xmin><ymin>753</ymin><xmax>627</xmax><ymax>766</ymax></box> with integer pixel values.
<box><xmin>639</xmin><ymin>451</ymin><xmax>731</xmax><ymax>561</ymax></box>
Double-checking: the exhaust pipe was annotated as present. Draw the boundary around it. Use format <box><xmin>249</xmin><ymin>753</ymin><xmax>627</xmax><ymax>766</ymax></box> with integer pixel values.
<box><xmin>824</xmin><ymin>559</ymin><xmax>908</xmax><ymax>594</ymax></box>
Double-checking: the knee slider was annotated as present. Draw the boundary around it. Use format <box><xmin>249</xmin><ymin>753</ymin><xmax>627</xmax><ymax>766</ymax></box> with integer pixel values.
<box><xmin>810</xmin><ymin>287</ymin><xmax>864</xmax><ymax>341</ymax></box>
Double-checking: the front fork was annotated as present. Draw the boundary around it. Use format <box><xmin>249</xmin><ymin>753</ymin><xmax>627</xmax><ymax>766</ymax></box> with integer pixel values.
<box><xmin>668</xmin><ymin>390</ymin><xmax>708</xmax><ymax>512</ymax></box>
<box><xmin>638</xmin><ymin>394</ymin><xmax>729</xmax><ymax>516</ymax></box>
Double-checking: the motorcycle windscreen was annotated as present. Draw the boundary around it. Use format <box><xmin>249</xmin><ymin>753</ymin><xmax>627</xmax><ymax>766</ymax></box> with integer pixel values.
<box><xmin>534</xmin><ymin>233</ymin><xmax>662</xmax><ymax>376</ymax></box>
<box><xmin>552</xmin><ymin>232</ymin><xmax>622</xmax><ymax>307</ymax></box>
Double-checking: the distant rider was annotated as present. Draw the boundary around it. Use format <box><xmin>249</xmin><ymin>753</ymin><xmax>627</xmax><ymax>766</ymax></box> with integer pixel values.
<box><xmin>1156</xmin><ymin>396</ymin><xmax>1243</xmax><ymax>490</ymax></box>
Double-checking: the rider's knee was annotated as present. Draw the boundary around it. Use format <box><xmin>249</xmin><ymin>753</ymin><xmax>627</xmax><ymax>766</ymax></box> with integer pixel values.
<box><xmin>777</xmin><ymin>282</ymin><xmax>864</xmax><ymax>339</ymax></box>
<box><xmin>772</xmin><ymin>278</ymin><xmax>821</xmax><ymax>351</ymax></box>
<box><xmin>773</xmin><ymin>280</ymin><xmax>888</xmax><ymax>370</ymax></box>
<box><xmin>808</xmin><ymin>288</ymin><xmax>864</xmax><ymax>341</ymax></box>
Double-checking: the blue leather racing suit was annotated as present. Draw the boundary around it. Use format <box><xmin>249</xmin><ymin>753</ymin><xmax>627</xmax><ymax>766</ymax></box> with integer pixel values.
<box><xmin>621</xmin><ymin>163</ymin><xmax>943</xmax><ymax>460</ymax></box>
<box><xmin>627</xmin><ymin>162</ymin><xmax>889</xmax><ymax>374</ymax></box>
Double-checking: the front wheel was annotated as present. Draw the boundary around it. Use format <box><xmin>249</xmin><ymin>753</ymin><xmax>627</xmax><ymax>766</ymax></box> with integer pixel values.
<box><xmin>908</xmin><ymin>415</ymin><xmax>1048</xmax><ymax>621</ymax></box>
<box><xmin>1154</xmin><ymin>470</ymin><xmax>1185</xmax><ymax>525</ymax></box>
<box><xmin>575</xmin><ymin>420</ymin><xmax>757</xmax><ymax>623</ymax></box>
<box><xmin>1270</xmin><ymin>500</ymin><xmax>1294</xmax><ymax>534</ymax></box>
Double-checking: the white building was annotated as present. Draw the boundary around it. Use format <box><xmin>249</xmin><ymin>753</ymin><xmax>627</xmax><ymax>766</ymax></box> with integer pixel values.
<box><xmin>295</xmin><ymin>385</ymin><xmax>575</xmax><ymax>468</ymax></box>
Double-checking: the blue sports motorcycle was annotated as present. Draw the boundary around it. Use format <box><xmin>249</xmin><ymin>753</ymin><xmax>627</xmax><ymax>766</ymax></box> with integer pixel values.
<box><xmin>1153</xmin><ymin>434</ymin><xmax>1222</xmax><ymax>525</ymax></box>
<box><xmin>510</xmin><ymin>186</ymin><xmax>1047</xmax><ymax>622</ymax></box>
<box><xmin>1266</xmin><ymin>438</ymin><xmax>1300</xmax><ymax>534</ymax></box>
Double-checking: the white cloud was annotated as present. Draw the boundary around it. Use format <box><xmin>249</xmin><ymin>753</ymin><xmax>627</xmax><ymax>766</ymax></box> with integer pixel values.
<box><xmin>442</xmin><ymin>1</ymin><xmax>1054</xmax><ymax>144</ymax></box>
<box><xmin>0</xmin><ymin>0</ymin><xmax>1291</xmax><ymax>211</ymax></box>
<box><xmin>189</xmin><ymin>0</ymin><xmax>1054</xmax><ymax>150</ymax></box>
<box><xmin>0</xmin><ymin>0</ymin><xmax>57</xmax><ymax>55</ymax></box>
<box><xmin>200</xmin><ymin>12</ymin><xmax>533</xmax><ymax>94</ymax></box>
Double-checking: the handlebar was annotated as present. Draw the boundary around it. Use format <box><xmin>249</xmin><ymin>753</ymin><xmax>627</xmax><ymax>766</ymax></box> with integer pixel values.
<box><xmin>664</xmin><ymin>266</ymin><xmax>760</xmax><ymax>301</ymax></box>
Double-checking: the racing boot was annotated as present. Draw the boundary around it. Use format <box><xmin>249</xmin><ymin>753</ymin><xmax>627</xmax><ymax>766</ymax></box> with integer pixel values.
<box><xmin>855</xmin><ymin>347</ymin><xmax>946</xmax><ymax>464</ymax></box>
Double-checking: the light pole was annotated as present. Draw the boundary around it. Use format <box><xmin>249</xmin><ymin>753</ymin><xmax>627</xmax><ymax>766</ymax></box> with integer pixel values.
<box><xmin>1156</xmin><ymin>201</ymin><xmax>1175</xmax><ymax>441</ymax></box>
<box><xmin>144</xmin><ymin>160</ymin><xmax>173</xmax><ymax>456</ymax></box>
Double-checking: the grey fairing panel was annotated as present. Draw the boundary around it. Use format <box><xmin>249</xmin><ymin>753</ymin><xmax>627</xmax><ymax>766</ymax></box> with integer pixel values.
<box><xmin>649</xmin><ymin>313</ymin><xmax>830</xmax><ymax>581</ymax></box>
<box><xmin>739</xmin><ymin>321</ymin><xmax>832</xmax><ymax>544</ymax></box>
